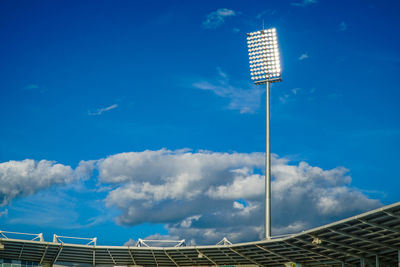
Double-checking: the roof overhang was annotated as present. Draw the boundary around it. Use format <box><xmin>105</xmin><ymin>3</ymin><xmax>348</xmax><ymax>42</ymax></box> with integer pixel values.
<box><xmin>1</xmin><ymin>202</ymin><xmax>400</xmax><ymax>266</ymax></box>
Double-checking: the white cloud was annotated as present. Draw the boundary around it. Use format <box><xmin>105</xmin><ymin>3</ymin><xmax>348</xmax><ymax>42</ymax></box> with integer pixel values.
<box><xmin>256</xmin><ymin>9</ymin><xmax>277</xmax><ymax>19</ymax></box>
<box><xmin>180</xmin><ymin>215</ymin><xmax>201</xmax><ymax>228</ymax></box>
<box><xmin>339</xmin><ymin>21</ymin><xmax>348</xmax><ymax>31</ymax></box>
<box><xmin>202</xmin><ymin>8</ymin><xmax>236</xmax><ymax>29</ymax></box>
<box><xmin>1</xmin><ymin>149</ymin><xmax>382</xmax><ymax>245</ymax></box>
<box><xmin>279</xmin><ymin>93</ymin><xmax>290</xmax><ymax>104</ymax></box>
<box><xmin>206</xmin><ymin>168</ymin><xmax>264</xmax><ymax>199</ymax></box>
<box><xmin>97</xmin><ymin>149</ymin><xmax>381</xmax><ymax>244</ymax></box>
<box><xmin>192</xmin><ymin>68</ymin><xmax>264</xmax><ymax>114</ymax></box>
<box><xmin>292</xmin><ymin>88</ymin><xmax>300</xmax><ymax>95</ymax></box>
<box><xmin>291</xmin><ymin>0</ymin><xmax>318</xmax><ymax>7</ymax></box>
<box><xmin>279</xmin><ymin>88</ymin><xmax>310</xmax><ymax>104</ymax></box>
<box><xmin>0</xmin><ymin>159</ymin><xmax>93</xmax><ymax>206</ymax></box>
<box><xmin>124</xmin><ymin>238</ymin><xmax>136</xmax><ymax>246</ymax></box>
<box><xmin>88</xmin><ymin>104</ymin><xmax>118</xmax><ymax>116</ymax></box>
<box><xmin>298</xmin><ymin>53</ymin><xmax>309</xmax><ymax>60</ymax></box>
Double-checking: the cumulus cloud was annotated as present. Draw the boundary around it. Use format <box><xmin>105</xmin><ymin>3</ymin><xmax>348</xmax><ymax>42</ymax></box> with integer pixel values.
<box><xmin>0</xmin><ymin>149</ymin><xmax>381</xmax><ymax>245</ymax></box>
<box><xmin>291</xmin><ymin>0</ymin><xmax>317</xmax><ymax>7</ymax></box>
<box><xmin>192</xmin><ymin>68</ymin><xmax>263</xmax><ymax>114</ymax></box>
<box><xmin>100</xmin><ymin>149</ymin><xmax>264</xmax><ymax>227</ymax></box>
<box><xmin>88</xmin><ymin>104</ymin><xmax>118</xmax><ymax>116</ymax></box>
<box><xmin>202</xmin><ymin>8</ymin><xmax>236</xmax><ymax>29</ymax></box>
<box><xmin>0</xmin><ymin>159</ymin><xmax>94</xmax><ymax>206</ymax></box>
<box><xmin>97</xmin><ymin>149</ymin><xmax>381</xmax><ymax>244</ymax></box>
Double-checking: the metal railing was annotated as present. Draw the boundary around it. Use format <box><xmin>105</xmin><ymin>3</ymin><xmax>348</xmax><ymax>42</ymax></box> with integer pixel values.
<box><xmin>0</xmin><ymin>230</ymin><xmax>43</xmax><ymax>242</ymax></box>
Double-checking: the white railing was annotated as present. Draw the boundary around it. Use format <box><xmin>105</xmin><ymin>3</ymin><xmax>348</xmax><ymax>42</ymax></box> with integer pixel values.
<box><xmin>53</xmin><ymin>234</ymin><xmax>97</xmax><ymax>246</ymax></box>
<box><xmin>0</xmin><ymin>230</ymin><xmax>43</xmax><ymax>242</ymax></box>
<box><xmin>135</xmin><ymin>238</ymin><xmax>186</xmax><ymax>247</ymax></box>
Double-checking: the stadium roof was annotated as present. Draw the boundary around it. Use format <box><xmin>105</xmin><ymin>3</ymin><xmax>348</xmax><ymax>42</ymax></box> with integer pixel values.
<box><xmin>1</xmin><ymin>202</ymin><xmax>400</xmax><ymax>267</ymax></box>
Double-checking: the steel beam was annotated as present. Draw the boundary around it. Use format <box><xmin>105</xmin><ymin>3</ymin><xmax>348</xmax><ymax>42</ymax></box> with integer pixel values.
<box><xmin>18</xmin><ymin>243</ymin><xmax>25</xmax><ymax>260</ymax></box>
<box><xmin>256</xmin><ymin>244</ymin><xmax>293</xmax><ymax>263</ymax></box>
<box><xmin>176</xmin><ymin>249</ymin><xmax>198</xmax><ymax>266</ymax></box>
<box><xmin>383</xmin><ymin>211</ymin><xmax>400</xmax><ymax>220</ymax></box>
<box><xmin>309</xmin><ymin>234</ymin><xmax>392</xmax><ymax>261</ymax></box>
<box><xmin>296</xmin><ymin>237</ymin><xmax>361</xmax><ymax>260</ymax></box>
<box><xmin>328</xmin><ymin>228</ymin><xmax>399</xmax><ymax>251</ymax></box>
<box><xmin>164</xmin><ymin>250</ymin><xmax>179</xmax><ymax>267</ymax></box>
<box><xmin>196</xmin><ymin>249</ymin><xmax>218</xmax><ymax>266</ymax></box>
<box><xmin>128</xmin><ymin>249</ymin><xmax>137</xmax><ymax>266</ymax></box>
<box><xmin>285</xmin><ymin>240</ymin><xmax>342</xmax><ymax>265</ymax></box>
<box><xmin>229</xmin><ymin>247</ymin><xmax>264</xmax><ymax>266</ymax></box>
<box><xmin>106</xmin><ymin>249</ymin><xmax>116</xmax><ymax>265</ymax></box>
<box><xmin>52</xmin><ymin>245</ymin><xmax>63</xmax><ymax>265</ymax></box>
<box><xmin>359</xmin><ymin>219</ymin><xmax>400</xmax><ymax>235</ymax></box>
<box><xmin>40</xmin><ymin>244</ymin><xmax>49</xmax><ymax>264</ymax></box>
<box><xmin>150</xmin><ymin>249</ymin><xmax>159</xmax><ymax>267</ymax></box>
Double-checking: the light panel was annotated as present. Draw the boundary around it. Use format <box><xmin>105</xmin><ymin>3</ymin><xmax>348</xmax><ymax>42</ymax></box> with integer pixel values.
<box><xmin>246</xmin><ymin>28</ymin><xmax>281</xmax><ymax>84</ymax></box>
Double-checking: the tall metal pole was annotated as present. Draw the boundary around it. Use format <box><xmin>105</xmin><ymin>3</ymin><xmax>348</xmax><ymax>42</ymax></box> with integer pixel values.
<box><xmin>265</xmin><ymin>81</ymin><xmax>271</xmax><ymax>240</ymax></box>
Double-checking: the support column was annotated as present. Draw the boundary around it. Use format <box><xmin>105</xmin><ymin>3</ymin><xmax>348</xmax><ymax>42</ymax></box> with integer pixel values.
<box><xmin>265</xmin><ymin>81</ymin><xmax>271</xmax><ymax>240</ymax></box>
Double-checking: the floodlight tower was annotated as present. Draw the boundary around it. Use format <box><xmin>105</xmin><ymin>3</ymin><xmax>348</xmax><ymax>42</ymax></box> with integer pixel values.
<box><xmin>246</xmin><ymin>28</ymin><xmax>282</xmax><ymax>240</ymax></box>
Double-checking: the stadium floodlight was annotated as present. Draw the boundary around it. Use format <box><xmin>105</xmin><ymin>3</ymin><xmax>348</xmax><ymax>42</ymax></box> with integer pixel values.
<box><xmin>246</xmin><ymin>27</ymin><xmax>282</xmax><ymax>240</ymax></box>
<box><xmin>247</xmin><ymin>28</ymin><xmax>282</xmax><ymax>85</ymax></box>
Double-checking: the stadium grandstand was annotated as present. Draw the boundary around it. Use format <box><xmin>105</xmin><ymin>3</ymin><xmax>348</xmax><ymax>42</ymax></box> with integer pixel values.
<box><xmin>1</xmin><ymin>202</ymin><xmax>400</xmax><ymax>267</ymax></box>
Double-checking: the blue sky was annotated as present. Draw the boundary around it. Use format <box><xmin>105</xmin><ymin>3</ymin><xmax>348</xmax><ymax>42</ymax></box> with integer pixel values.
<box><xmin>1</xmin><ymin>0</ymin><xmax>399</xmax><ymax>246</ymax></box>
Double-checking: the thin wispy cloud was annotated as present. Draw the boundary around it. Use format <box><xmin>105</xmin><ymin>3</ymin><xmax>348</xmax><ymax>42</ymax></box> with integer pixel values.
<box><xmin>202</xmin><ymin>8</ymin><xmax>236</xmax><ymax>29</ymax></box>
<box><xmin>292</xmin><ymin>88</ymin><xmax>300</xmax><ymax>95</ymax></box>
<box><xmin>291</xmin><ymin>0</ymin><xmax>318</xmax><ymax>7</ymax></box>
<box><xmin>339</xmin><ymin>21</ymin><xmax>348</xmax><ymax>31</ymax></box>
<box><xmin>256</xmin><ymin>9</ymin><xmax>277</xmax><ymax>19</ymax></box>
<box><xmin>279</xmin><ymin>87</ymin><xmax>313</xmax><ymax>104</ymax></box>
<box><xmin>24</xmin><ymin>84</ymin><xmax>40</xmax><ymax>90</ymax></box>
<box><xmin>88</xmin><ymin>104</ymin><xmax>118</xmax><ymax>116</ymax></box>
<box><xmin>192</xmin><ymin>68</ymin><xmax>263</xmax><ymax>114</ymax></box>
<box><xmin>298</xmin><ymin>53</ymin><xmax>309</xmax><ymax>60</ymax></box>
<box><xmin>0</xmin><ymin>208</ymin><xmax>7</xmax><ymax>218</ymax></box>
<box><xmin>279</xmin><ymin>93</ymin><xmax>290</xmax><ymax>104</ymax></box>
<box><xmin>232</xmin><ymin>27</ymin><xmax>240</xmax><ymax>33</ymax></box>
<box><xmin>23</xmin><ymin>84</ymin><xmax>47</xmax><ymax>93</ymax></box>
